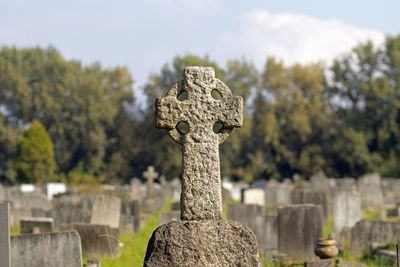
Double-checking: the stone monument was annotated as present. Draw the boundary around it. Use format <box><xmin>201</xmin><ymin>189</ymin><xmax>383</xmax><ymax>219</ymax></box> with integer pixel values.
<box><xmin>143</xmin><ymin>166</ymin><xmax>158</xmax><ymax>199</ymax></box>
<box><xmin>143</xmin><ymin>67</ymin><xmax>263</xmax><ymax>266</ymax></box>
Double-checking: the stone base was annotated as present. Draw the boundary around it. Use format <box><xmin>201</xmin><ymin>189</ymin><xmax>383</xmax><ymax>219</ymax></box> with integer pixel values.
<box><xmin>144</xmin><ymin>220</ymin><xmax>263</xmax><ymax>267</ymax></box>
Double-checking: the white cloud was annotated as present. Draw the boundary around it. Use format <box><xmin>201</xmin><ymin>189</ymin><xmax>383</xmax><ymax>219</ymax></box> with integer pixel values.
<box><xmin>216</xmin><ymin>9</ymin><xmax>385</xmax><ymax>68</ymax></box>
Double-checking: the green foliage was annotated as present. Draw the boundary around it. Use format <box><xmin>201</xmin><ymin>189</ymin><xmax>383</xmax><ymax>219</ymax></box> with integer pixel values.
<box><xmin>15</xmin><ymin>120</ymin><xmax>57</xmax><ymax>183</ymax></box>
<box><xmin>2</xmin><ymin>35</ymin><xmax>400</xmax><ymax>183</ymax></box>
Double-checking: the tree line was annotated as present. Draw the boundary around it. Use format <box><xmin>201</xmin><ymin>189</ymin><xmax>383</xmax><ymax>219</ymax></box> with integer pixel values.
<box><xmin>0</xmin><ymin>34</ymin><xmax>399</xmax><ymax>184</ymax></box>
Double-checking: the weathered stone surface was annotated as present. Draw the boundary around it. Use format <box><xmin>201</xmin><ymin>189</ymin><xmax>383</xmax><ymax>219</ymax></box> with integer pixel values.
<box><xmin>350</xmin><ymin>220</ymin><xmax>400</xmax><ymax>257</ymax></box>
<box><xmin>10</xmin><ymin>230</ymin><xmax>82</xmax><ymax>267</ymax></box>
<box><xmin>155</xmin><ymin>67</ymin><xmax>243</xmax><ymax>220</ymax></box>
<box><xmin>304</xmin><ymin>259</ymin><xmax>365</xmax><ymax>267</ymax></box>
<box><xmin>144</xmin><ymin>220</ymin><xmax>263</xmax><ymax>267</ymax></box>
<box><xmin>357</xmin><ymin>173</ymin><xmax>384</xmax><ymax>210</ymax></box>
<box><xmin>20</xmin><ymin>217</ymin><xmax>53</xmax><ymax>234</ymax></box>
<box><xmin>332</xmin><ymin>191</ymin><xmax>362</xmax><ymax>233</ymax></box>
<box><xmin>61</xmin><ymin>223</ymin><xmax>119</xmax><ymax>258</ymax></box>
<box><xmin>158</xmin><ymin>210</ymin><xmax>180</xmax><ymax>226</ymax></box>
<box><xmin>291</xmin><ymin>189</ymin><xmax>331</xmax><ymax>223</ymax></box>
<box><xmin>0</xmin><ymin>202</ymin><xmax>11</xmax><ymax>267</ymax></box>
<box><xmin>90</xmin><ymin>195</ymin><xmax>121</xmax><ymax>228</ymax></box>
<box><xmin>278</xmin><ymin>204</ymin><xmax>324</xmax><ymax>261</ymax></box>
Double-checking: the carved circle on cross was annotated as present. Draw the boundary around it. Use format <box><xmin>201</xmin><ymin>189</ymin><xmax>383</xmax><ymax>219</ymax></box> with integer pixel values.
<box><xmin>162</xmin><ymin>69</ymin><xmax>234</xmax><ymax>145</ymax></box>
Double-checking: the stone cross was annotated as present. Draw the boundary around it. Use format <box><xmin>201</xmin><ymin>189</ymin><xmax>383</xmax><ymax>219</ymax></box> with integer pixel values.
<box><xmin>156</xmin><ymin>67</ymin><xmax>243</xmax><ymax>220</ymax></box>
<box><xmin>143</xmin><ymin>166</ymin><xmax>158</xmax><ymax>198</ymax></box>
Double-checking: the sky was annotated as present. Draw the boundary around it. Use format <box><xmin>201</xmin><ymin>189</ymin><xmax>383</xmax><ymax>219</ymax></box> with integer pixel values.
<box><xmin>0</xmin><ymin>0</ymin><xmax>399</xmax><ymax>99</ymax></box>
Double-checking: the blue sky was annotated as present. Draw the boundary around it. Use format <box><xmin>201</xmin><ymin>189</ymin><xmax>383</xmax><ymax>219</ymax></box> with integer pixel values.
<box><xmin>1</xmin><ymin>0</ymin><xmax>398</xmax><ymax>97</ymax></box>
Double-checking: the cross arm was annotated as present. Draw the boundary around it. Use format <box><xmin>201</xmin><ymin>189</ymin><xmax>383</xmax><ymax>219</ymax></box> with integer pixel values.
<box><xmin>216</xmin><ymin>96</ymin><xmax>243</xmax><ymax>128</ymax></box>
<box><xmin>155</xmin><ymin>96</ymin><xmax>188</xmax><ymax>129</ymax></box>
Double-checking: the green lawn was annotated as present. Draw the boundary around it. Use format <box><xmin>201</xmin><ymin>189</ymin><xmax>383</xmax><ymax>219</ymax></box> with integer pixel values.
<box><xmin>99</xmin><ymin>198</ymin><xmax>172</xmax><ymax>267</ymax></box>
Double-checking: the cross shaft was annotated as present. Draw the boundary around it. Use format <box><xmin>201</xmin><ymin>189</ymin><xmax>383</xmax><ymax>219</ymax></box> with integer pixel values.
<box><xmin>155</xmin><ymin>67</ymin><xmax>242</xmax><ymax>220</ymax></box>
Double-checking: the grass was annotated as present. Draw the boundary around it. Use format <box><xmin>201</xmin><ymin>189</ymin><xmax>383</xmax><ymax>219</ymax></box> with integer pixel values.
<box><xmin>323</xmin><ymin>215</ymin><xmax>333</xmax><ymax>238</ymax></box>
<box><xmin>10</xmin><ymin>222</ymin><xmax>20</xmax><ymax>235</ymax></box>
<box><xmin>364</xmin><ymin>208</ymin><xmax>382</xmax><ymax>221</ymax></box>
<box><xmin>99</xmin><ymin>198</ymin><xmax>172</xmax><ymax>267</ymax></box>
<box><xmin>339</xmin><ymin>252</ymin><xmax>394</xmax><ymax>267</ymax></box>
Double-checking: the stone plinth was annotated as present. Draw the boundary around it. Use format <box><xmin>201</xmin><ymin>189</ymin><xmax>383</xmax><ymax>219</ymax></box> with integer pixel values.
<box><xmin>10</xmin><ymin>230</ymin><xmax>82</xmax><ymax>267</ymax></box>
<box><xmin>144</xmin><ymin>220</ymin><xmax>263</xmax><ymax>267</ymax></box>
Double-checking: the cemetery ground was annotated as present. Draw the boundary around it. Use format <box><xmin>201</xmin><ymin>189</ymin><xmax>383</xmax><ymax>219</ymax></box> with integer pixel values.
<box><xmin>7</xmin><ymin>201</ymin><xmax>392</xmax><ymax>267</ymax></box>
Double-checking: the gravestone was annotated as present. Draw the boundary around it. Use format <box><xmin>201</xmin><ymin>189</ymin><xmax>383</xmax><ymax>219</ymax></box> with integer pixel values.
<box><xmin>336</xmin><ymin>178</ymin><xmax>357</xmax><ymax>192</ymax></box>
<box><xmin>10</xmin><ymin>230</ymin><xmax>82</xmax><ymax>267</ymax></box>
<box><xmin>90</xmin><ymin>195</ymin><xmax>121</xmax><ymax>228</ymax></box>
<box><xmin>158</xmin><ymin>210</ymin><xmax>180</xmax><ymax>226</ymax></box>
<box><xmin>20</xmin><ymin>217</ymin><xmax>53</xmax><ymax>234</ymax></box>
<box><xmin>278</xmin><ymin>204</ymin><xmax>324</xmax><ymax>261</ymax></box>
<box><xmin>144</xmin><ymin>67</ymin><xmax>263</xmax><ymax>266</ymax></box>
<box><xmin>357</xmin><ymin>173</ymin><xmax>384</xmax><ymax>210</ymax></box>
<box><xmin>130</xmin><ymin>177</ymin><xmax>141</xmax><ymax>197</ymax></box>
<box><xmin>46</xmin><ymin>183</ymin><xmax>66</xmax><ymax>201</ymax></box>
<box><xmin>10</xmin><ymin>194</ymin><xmax>51</xmax><ymax>224</ymax></box>
<box><xmin>143</xmin><ymin>166</ymin><xmax>158</xmax><ymax>199</ymax></box>
<box><xmin>230</xmin><ymin>181</ymin><xmax>249</xmax><ymax>201</ymax></box>
<box><xmin>332</xmin><ymin>191</ymin><xmax>362</xmax><ymax>234</ymax></box>
<box><xmin>0</xmin><ymin>202</ymin><xmax>11</xmax><ymax>267</ymax></box>
<box><xmin>291</xmin><ymin>189</ymin><xmax>331</xmax><ymax>223</ymax></box>
<box><xmin>121</xmin><ymin>200</ymin><xmax>140</xmax><ymax>233</ymax></box>
<box><xmin>310</xmin><ymin>171</ymin><xmax>331</xmax><ymax>192</ymax></box>
<box><xmin>243</xmin><ymin>188</ymin><xmax>265</xmax><ymax>206</ymax></box>
<box><xmin>61</xmin><ymin>223</ymin><xmax>120</xmax><ymax>258</ymax></box>
<box><xmin>350</xmin><ymin>220</ymin><xmax>400</xmax><ymax>257</ymax></box>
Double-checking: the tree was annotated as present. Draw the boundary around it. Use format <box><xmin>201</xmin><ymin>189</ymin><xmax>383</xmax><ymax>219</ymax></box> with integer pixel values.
<box><xmin>16</xmin><ymin>120</ymin><xmax>57</xmax><ymax>183</ymax></box>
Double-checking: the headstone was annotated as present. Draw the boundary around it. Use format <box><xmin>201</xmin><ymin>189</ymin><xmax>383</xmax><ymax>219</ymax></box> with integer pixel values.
<box><xmin>143</xmin><ymin>166</ymin><xmax>158</xmax><ymax>199</ymax></box>
<box><xmin>61</xmin><ymin>224</ymin><xmax>119</xmax><ymax>258</ymax></box>
<box><xmin>130</xmin><ymin>178</ymin><xmax>141</xmax><ymax>197</ymax></box>
<box><xmin>291</xmin><ymin>189</ymin><xmax>331</xmax><ymax>223</ymax></box>
<box><xmin>120</xmin><ymin>200</ymin><xmax>140</xmax><ymax>233</ymax></box>
<box><xmin>144</xmin><ymin>66</ymin><xmax>263</xmax><ymax>266</ymax></box>
<box><xmin>304</xmin><ymin>259</ymin><xmax>365</xmax><ymax>267</ymax></box>
<box><xmin>0</xmin><ymin>202</ymin><xmax>11</xmax><ymax>267</ymax></box>
<box><xmin>20</xmin><ymin>184</ymin><xmax>35</xmax><ymax>193</ymax></box>
<box><xmin>10</xmin><ymin>194</ymin><xmax>52</xmax><ymax>224</ymax></box>
<box><xmin>336</xmin><ymin>178</ymin><xmax>357</xmax><ymax>192</ymax></box>
<box><xmin>350</xmin><ymin>220</ymin><xmax>400</xmax><ymax>257</ymax></box>
<box><xmin>382</xmin><ymin>178</ymin><xmax>400</xmax><ymax>205</ymax></box>
<box><xmin>20</xmin><ymin>217</ymin><xmax>53</xmax><ymax>234</ymax></box>
<box><xmin>228</xmin><ymin>204</ymin><xmax>265</xmax><ymax>226</ymax></box>
<box><xmin>90</xmin><ymin>195</ymin><xmax>121</xmax><ymax>228</ymax></box>
<box><xmin>357</xmin><ymin>173</ymin><xmax>384</xmax><ymax>210</ymax></box>
<box><xmin>243</xmin><ymin>188</ymin><xmax>265</xmax><ymax>206</ymax></box>
<box><xmin>265</xmin><ymin>179</ymin><xmax>294</xmax><ymax>205</ymax></box>
<box><xmin>332</xmin><ymin>191</ymin><xmax>362</xmax><ymax>233</ymax></box>
<box><xmin>46</xmin><ymin>183</ymin><xmax>66</xmax><ymax>201</ymax></box>
<box><xmin>158</xmin><ymin>210</ymin><xmax>180</xmax><ymax>226</ymax></box>
<box><xmin>310</xmin><ymin>171</ymin><xmax>331</xmax><ymax>192</ymax></box>
<box><xmin>159</xmin><ymin>175</ymin><xmax>167</xmax><ymax>186</ymax></box>
<box><xmin>230</xmin><ymin>181</ymin><xmax>249</xmax><ymax>201</ymax></box>
<box><xmin>10</xmin><ymin>230</ymin><xmax>82</xmax><ymax>267</ymax></box>
<box><xmin>278</xmin><ymin>204</ymin><xmax>324</xmax><ymax>261</ymax></box>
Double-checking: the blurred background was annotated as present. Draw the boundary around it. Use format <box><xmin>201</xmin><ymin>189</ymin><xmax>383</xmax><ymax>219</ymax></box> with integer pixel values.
<box><xmin>0</xmin><ymin>0</ymin><xmax>399</xmax><ymax>185</ymax></box>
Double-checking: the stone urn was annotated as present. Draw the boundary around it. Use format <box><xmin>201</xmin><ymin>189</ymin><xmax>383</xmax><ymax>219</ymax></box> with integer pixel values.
<box><xmin>314</xmin><ymin>238</ymin><xmax>339</xmax><ymax>259</ymax></box>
